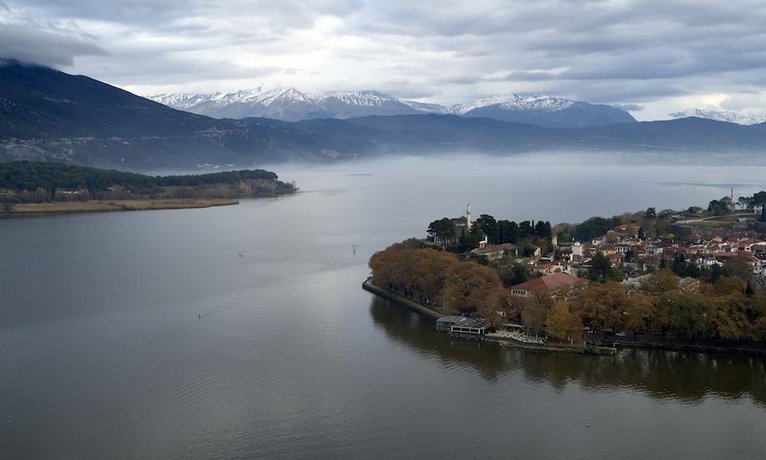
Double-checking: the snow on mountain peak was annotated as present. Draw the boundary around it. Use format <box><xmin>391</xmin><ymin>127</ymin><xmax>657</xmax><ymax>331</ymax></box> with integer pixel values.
<box><xmin>321</xmin><ymin>90</ymin><xmax>398</xmax><ymax>107</ymax></box>
<box><xmin>670</xmin><ymin>108</ymin><xmax>765</xmax><ymax>126</ymax></box>
<box><xmin>148</xmin><ymin>88</ymin><xmax>632</xmax><ymax>126</ymax></box>
<box><xmin>451</xmin><ymin>94</ymin><xmax>575</xmax><ymax>115</ymax></box>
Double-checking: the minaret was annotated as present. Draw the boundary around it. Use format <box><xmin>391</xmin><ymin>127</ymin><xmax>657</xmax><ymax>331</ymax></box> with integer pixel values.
<box><xmin>465</xmin><ymin>203</ymin><xmax>472</xmax><ymax>231</ymax></box>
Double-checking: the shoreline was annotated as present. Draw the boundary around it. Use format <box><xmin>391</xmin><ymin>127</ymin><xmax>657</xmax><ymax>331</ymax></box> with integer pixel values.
<box><xmin>362</xmin><ymin>279</ymin><xmax>766</xmax><ymax>356</ymax></box>
<box><xmin>606</xmin><ymin>336</ymin><xmax>766</xmax><ymax>356</ymax></box>
<box><xmin>3</xmin><ymin>198</ymin><xmax>239</xmax><ymax>216</ymax></box>
<box><xmin>362</xmin><ymin>278</ymin><xmax>615</xmax><ymax>355</ymax></box>
<box><xmin>362</xmin><ymin>278</ymin><xmax>441</xmax><ymax>319</ymax></box>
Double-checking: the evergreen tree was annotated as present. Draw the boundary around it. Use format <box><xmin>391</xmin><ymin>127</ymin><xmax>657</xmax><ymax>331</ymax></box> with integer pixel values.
<box><xmin>589</xmin><ymin>252</ymin><xmax>612</xmax><ymax>283</ymax></box>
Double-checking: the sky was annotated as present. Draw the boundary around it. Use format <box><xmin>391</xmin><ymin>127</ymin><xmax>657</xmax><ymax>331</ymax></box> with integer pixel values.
<box><xmin>1</xmin><ymin>0</ymin><xmax>766</xmax><ymax>121</ymax></box>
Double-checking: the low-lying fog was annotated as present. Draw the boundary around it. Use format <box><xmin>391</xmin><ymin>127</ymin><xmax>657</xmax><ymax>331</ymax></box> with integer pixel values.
<box><xmin>264</xmin><ymin>152</ymin><xmax>766</xmax><ymax>226</ymax></box>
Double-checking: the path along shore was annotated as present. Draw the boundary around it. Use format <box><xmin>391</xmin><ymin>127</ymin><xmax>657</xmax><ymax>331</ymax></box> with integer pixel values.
<box><xmin>362</xmin><ymin>278</ymin><xmax>615</xmax><ymax>355</ymax></box>
<box><xmin>363</xmin><ymin>279</ymin><xmax>766</xmax><ymax>356</ymax></box>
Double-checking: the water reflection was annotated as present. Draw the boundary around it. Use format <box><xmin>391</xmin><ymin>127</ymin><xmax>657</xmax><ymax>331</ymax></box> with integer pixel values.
<box><xmin>368</xmin><ymin>296</ymin><xmax>509</xmax><ymax>381</ymax></box>
<box><xmin>369</xmin><ymin>296</ymin><xmax>766</xmax><ymax>407</ymax></box>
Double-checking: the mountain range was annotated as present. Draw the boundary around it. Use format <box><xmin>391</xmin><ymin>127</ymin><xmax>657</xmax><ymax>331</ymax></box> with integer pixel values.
<box><xmin>2</xmin><ymin>59</ymin><xmax>766</xmax><ymax>172</ymax></box>
<box><xmin>668</xmin><ymin>109</ymin><xmax>765</xmax><ymax>126</ymax></box>
<box><xmin>150</xmin><ymin>89</ymin><xmax>636</xmax><ymax>128</ymax></box>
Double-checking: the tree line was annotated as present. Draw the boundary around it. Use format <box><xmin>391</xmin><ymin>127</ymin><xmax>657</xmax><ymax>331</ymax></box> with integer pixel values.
<box><xmin>369</xmin><ymin>239</ymin><xmax>510</xmax><ymax>326</ymax></box>
<box><xmin>0</xmin><ymin>161</ymin><xmax>290</xmax><ymax>205</ymax></box>
<box><xmin>427</xmin><ymin>213</ymin><xmax>553</xmax><ymax>254</ymax></box>
<box><xmin>522</xmin><ymin>268</ymin><xmax>766</xmax><ymax>343</ymax></box>
<box><xmin>369</xmin><ymin>240</ymin><xmax>766</xmax><ymax>344</ymax></box>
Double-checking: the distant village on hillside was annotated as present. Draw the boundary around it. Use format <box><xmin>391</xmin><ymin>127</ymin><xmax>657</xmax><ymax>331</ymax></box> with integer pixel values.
<box><xmin>427</xmin><ymin>195</ymin><xmax>766</xmax><ymax>294</ymax></box>
<box><xmin>366</xmin><ymin>192</ymin><xmax>766</xmax><ymax>352</ymax></box>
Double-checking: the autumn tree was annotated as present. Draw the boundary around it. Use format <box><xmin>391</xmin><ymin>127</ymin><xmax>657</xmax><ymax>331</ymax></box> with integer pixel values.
<box><xmin>708</xmin><ymin>295</ymin><xmax>751</xmax><ymax>341</ymax></box>
<box><xmin>752</xmin><ymin>292</ymin><xmax>766</xmax><ymax>341</ymax></box>
<box><xmin>571</xmin><ymin>282</ymin><xmax>629</xmax><ymax>332</ymax></box>
<box><xmin>655</xmin><ymin>291</ymin><xmax>711</xmax><ymax>339</ymax></box>
<box><xmin>520</xmin><ymin>291</ymin><xmax>551</xmax><ymax>335</ymax></box>
<box><xmin>546</xmin><ymin>301</ymin><xmax>581</xmax><ymax>343</ymax></box>
<box><xmin>482</xmin><ymin>286</ymin><xmax>513</xmax><ymax>327</ymax></box>
<box><xmin>441</xmin><ymin>261</ymin><xmax>504</xmax><ymax>316</ymax></box>
<box><xmin>641</xmin><ymin>269</ymin><xmax>679</xmax><ymax>294</ymax></box>
<box><xmin>624</xmin><ymin>291</ymin><xmax>655</xmax><ymax>336</ymax></box>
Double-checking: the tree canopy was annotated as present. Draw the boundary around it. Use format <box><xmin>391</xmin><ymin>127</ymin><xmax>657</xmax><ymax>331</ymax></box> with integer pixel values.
<box><xmin>0</xmin><ymin>161</ymin><xmax>282</xmax><ymax>197</ymax></box>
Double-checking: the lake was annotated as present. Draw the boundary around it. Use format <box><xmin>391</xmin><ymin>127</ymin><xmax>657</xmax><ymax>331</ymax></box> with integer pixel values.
<box><xmin>1</xmin><ymin>154</ymin><xmax>765</xmax><ymax>458</ymax></box>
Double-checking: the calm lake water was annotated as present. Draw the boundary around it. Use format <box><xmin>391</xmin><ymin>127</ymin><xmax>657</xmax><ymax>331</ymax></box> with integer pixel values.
<box><xmin>1</xmin><ymin>154</ymin><xmax>765</xmax><ymax>458</ymax></box>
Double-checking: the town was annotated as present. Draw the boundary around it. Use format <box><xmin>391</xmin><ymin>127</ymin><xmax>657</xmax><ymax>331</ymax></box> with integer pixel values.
<box><xmin>366</xmin><ymin>191</ymin><xmax>766</xmax><ymax>354</ymax></box>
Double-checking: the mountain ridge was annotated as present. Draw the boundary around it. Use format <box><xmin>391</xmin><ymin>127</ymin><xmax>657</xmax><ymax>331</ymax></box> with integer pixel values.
<box><xmin>3</xmin><ymin>59</ymin><xmax>766</xmax><ymax>171</ymax></box>
<box><xmin>150</xmin><ymin>88</ymin><xmax>636</xmax><ymax>127</ymax></box>
<box><xmin>670</xmin><ymin>108</ymin><xmax>765</xmax><ymax>126</ymax></box>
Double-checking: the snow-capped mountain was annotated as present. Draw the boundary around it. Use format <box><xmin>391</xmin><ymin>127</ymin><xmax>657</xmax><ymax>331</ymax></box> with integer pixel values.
<box><xmin>670</xmin><ymin>109</ymin><xmax>765</xmax><ymax>126</ymax></box>
<box><xmin>450</xmin><ymin>94</ymin><xmax>635</xmax><ymax>127</ymax></box>
<box><xmin>151</xmin><ymin>88</ymin><xmax>422</xmax><ymax>121</ymax></box>
<box><xmin>450</xmin><ymin>94</ymin><xmax>574</xmax><ymax>115</ymax></box>
<box><xmin>149</xmin><ymin>89</ymin><xmax>636</xmax><ymax>127</ymax></box>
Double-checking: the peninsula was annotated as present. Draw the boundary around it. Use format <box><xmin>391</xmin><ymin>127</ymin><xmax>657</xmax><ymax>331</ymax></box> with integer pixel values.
<box><xmin>0</xmin><ymin>161</ymin><xmax>297</xmax><ymax>216</ymax></box>
<box><xmin>367</xmin><ymin>197</ymin><xmax>766</xmax><ymax>355</ymax></box>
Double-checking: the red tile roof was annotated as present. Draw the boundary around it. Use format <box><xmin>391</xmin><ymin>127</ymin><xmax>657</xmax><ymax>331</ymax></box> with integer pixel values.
<box><xmin>510</xmin><ymin>273</ymin><xmax>586</xmax><ymax>293</ymax></box>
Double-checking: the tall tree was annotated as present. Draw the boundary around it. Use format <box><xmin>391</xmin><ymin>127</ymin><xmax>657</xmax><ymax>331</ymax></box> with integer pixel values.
<box><xmin>624</xmin><ymin>291</ymin><xmax>655</xmax><ymax>335</ymax></box>
<box><xmin>474</xmin><ymin>214</ymin><xmax>498</xmax><ymax>243</ymax></box>
<box><xmin>721</xmin><ymin>257</ymin><xmax>754</xmax><ymax>283</ymax></box>
<box><xmin>519</xmin><ymin>220</ymin><xmax>533</xmax><ymax>238</ymax></box>
<box><xmin>572</xmin><ymin>282</ymin><xmax>628</xmax><ymax>332</ymax></box>
<box><xmin>534</xmin><ymin>220</ymin><xmax>552</xmax><ymax>239</ymax></box>
<box><xmin>521</xmin><ymin>291</ymin><xmax>552</xmax><ymax>335</ymax></box>
<box><xmin>497</xmin><ymin>220</ymin><xmax>519</xmax><ymax>244</ymax></box>
<box><xmin>589</xmin><ymin>252</ymin><xmax>612</xmax><ymax>282</ymax></box>
<box><xmin>641</xmin><ymin>269</ymin><xmax>679</xmax><ymax>294</ymax></box>
<box><xmin>708</xmin><ymin>198</ymin><xmax>730</xmax><ymax>216</ymax></box>
<box><xmin>545</xmin><ymin>300</ymin><xmax>572</xmax><ymax>340</ymax></box>
<box><xmin>427</xmin><ymin>218</ymin><xmax>456</xmax><ymax>244</ymax></box>
<box><xmin>441</xmin><ymin>262</ymin><xmax>504</xmax><ymax>315</ymax></box>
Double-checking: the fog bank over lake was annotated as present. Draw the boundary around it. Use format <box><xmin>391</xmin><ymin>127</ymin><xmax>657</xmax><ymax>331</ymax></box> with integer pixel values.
<box><xmin>272</xmin><ymin>153</ymin><xmax>766</xmax><ymax>227</ymax></box>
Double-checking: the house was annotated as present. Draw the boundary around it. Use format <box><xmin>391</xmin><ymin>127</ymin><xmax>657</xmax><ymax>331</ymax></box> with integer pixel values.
<box><xmin>435</xmin><ymin>315</ymin><xmax>488</xmax><ymax>335</ymax></box>
<box><xmin>510</xmin><ymin>272</ymin><xmax>586</xmax><ymax>297</ymax></box>
<box><xmin>571</xmin><ymin>241</ymin><xmax>584</xmax><ymax>258</ymax></box>
<box><xmin>470</xmin><ymin>243</ymin><xmax>518</xmax><ymax>261</ymax></box>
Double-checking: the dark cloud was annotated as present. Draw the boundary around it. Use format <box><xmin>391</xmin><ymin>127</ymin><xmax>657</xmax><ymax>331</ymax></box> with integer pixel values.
<box><xmin>0</xmin><ymin>23</ymin><xmax>105</xmax><ymax>67</ymax></box>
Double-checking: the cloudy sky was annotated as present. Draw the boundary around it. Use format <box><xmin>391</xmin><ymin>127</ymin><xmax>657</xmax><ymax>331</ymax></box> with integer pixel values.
<box><xmin>2</xmin><ymin>0</ymin><xmax>766</xmax><ymax>121</ymax></box>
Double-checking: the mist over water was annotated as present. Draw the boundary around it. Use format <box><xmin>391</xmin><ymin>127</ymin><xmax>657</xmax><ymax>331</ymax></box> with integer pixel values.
<box><xmin>273</xmin><ymin>153</ymin><xmax>766</xmax><ymax>225</ymax></box>
<box><xmin>1</xmin><ymin>154</ymin><xmax>765</xmax><ymax>458</ymax></box>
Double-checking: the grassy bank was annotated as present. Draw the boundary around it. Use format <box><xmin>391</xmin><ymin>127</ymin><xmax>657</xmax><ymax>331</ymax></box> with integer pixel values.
<box><xmin>7</xmin><ymin>198</ymin><xmax>238</xmax><ymax>215</ymax></box>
